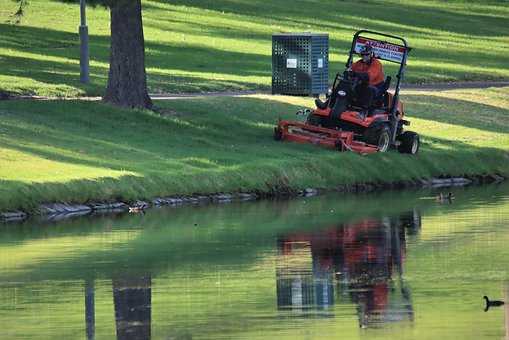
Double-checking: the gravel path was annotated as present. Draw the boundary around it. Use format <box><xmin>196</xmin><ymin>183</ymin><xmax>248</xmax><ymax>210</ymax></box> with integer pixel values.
<box><xmin>403</xmin><ymin>81</ymin><xmax>509</xmax><ymax>91</ymax></box>
<box><xmin>1</xmin><ymin>81</ymin><xmax>508</xmax><ymax>102</ymax></box>
<box><xmin>151</xmin><ymin>81</ymin><xmax>509</xmax><ymax>99</ymax></box>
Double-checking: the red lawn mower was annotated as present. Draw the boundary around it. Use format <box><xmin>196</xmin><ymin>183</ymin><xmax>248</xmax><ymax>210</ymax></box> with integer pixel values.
<box><xmin>274</xmin><ymin>30</ymin><xmax>420</xmax><ymax>154</ymax></box>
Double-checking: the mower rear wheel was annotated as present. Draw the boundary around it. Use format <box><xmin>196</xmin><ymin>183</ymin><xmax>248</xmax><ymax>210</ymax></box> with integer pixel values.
<box><xmin>363</xmin><ymin>124</ymin><xmax>391</xmax><ymax>152</ymax></box>
<box><xmin>398</xmin><ymin>131</ymin><xmax>420</xmax><ymax>154</ymax></box>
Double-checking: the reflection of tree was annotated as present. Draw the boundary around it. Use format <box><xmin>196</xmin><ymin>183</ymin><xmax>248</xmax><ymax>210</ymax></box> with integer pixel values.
<box><xmin>112</xmin><ymin>275</ymin><xmax>152</xmax><ymax>340</ymax></box>
<box><xmin>276</xmin><ymin>210</ymin><xmax>421</xmax><ymax>327</ymax></box>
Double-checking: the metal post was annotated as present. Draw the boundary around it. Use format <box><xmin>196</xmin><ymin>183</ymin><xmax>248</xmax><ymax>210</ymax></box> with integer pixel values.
<box><xmin>505</xmin><ymin>284</ymin><xmax>509</xmax><ymax>340</ymax></box>
<box><xmin>79</xmin><ymin>0</ymin><xmax>90</xmax><ymax>83</ymax></box>
<box><xmin>85</xmin><ymin>279</ymin><xmax>95</xmax><ymax>340</ymax></box>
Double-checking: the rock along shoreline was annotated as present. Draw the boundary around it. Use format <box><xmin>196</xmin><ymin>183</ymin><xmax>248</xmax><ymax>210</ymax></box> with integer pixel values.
<box><xmin>0</xmin><ymin>173</ymin><xmax>505</xmax><ymax>224</ymax></box>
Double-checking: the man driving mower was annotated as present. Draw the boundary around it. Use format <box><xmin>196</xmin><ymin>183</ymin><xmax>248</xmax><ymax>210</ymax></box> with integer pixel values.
<box><xmin>350</xmin><ymin>45</ymin><xmax>385</xmax><ymax>98</ymax></box>
<box><xmin>274</xmin><ymin>30</ymin><xmax>420</xmax><ymax>155</ymax></box>
<box><xmin>316</xmin><ymin>44</ymin><xmax>386</xmax><ymax>111</ymax></box>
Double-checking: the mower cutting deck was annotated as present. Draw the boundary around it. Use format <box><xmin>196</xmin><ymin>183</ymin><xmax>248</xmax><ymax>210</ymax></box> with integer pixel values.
<box><xmin>275</xmin><ymin>120</ymin><xmax>378</xmax><ymax>154</ymax></box>
<box><xmin>274</xmin><ymin>30</ymin><xmax>420</xmax><ymax>155</ymax></box>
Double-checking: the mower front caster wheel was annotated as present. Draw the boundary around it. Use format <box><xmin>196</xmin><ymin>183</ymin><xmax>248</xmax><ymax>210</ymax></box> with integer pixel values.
<box><xmin>335</xmin><ymin>140</ymin><xmax>346</xmax><ymax>152</ymax></box>
<box><xmin>398</xmin><ymin>131</ymin><xmax>420</xmax><ymax>154</ymax></box>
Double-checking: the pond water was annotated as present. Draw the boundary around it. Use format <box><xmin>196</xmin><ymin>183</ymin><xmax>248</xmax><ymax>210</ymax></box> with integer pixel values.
<box><xmin>1</xmin><ymin>183</ymin><xmax>509</xmax><ymax>339</ymax></box>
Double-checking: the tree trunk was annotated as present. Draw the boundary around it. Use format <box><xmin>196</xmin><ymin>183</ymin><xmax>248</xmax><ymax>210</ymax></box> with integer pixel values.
<box><xmin>104</xmin><ymin>0</ymin><xmax>152</xmax><ymax>109</ymax></box>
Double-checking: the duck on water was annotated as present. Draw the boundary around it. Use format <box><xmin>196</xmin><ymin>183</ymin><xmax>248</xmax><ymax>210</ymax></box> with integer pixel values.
<box><xmin>483</xmin><ymin>296</ymin><xmax>505</xmax><ymax>312</ymax></box>
<box><xmin>436</xmin><ymin>192</ymin><xmax>455</xmax><ymax>203</ymax></box>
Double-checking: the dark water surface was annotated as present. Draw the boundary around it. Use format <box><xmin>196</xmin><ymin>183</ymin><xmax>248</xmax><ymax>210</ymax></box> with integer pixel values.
<box><xmin>1</xmin><ymin>183</ymin><xmax>509</xmax><ymax>339</ymax></box>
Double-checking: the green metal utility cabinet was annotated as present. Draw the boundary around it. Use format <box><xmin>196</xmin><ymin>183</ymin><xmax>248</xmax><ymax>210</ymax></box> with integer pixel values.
<box><xmin>272</xmin><ymin>33</ymin><xmax>329</xmax><ymax>96</ymax></box>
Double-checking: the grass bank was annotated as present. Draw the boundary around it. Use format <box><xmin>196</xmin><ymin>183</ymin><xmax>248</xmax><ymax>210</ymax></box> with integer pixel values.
<box><xmin>0</xmin><ymin>86</ymin><xmax>508</xmax><ymax>212</ymax></box>
<box><xmin>0</xmin><ymin>0</ymin><xmax>508</xmax><ymax>96</ymax></box>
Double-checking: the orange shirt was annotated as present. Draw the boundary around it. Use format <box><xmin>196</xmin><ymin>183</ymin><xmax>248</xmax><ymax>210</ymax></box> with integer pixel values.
<box><xmin>352</xmin><ymin>58</ymin><xmax>384</xmax><ymax>86</ymax></box>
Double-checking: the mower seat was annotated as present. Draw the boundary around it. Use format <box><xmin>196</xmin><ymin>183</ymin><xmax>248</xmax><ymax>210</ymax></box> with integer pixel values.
<box><xmin>373</xmin><ymin>76</ymin><xmax>392</xmax><ymax>109</ymax></box>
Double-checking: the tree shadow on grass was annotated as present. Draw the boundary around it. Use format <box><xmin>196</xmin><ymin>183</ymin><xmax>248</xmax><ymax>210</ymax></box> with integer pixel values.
<box><xmin>403</xmin><ymin>93</ymin><xmax>509</xmax><ymax>134</ymax></box>
<box><xmin>0</xmin><ymin>23</ymin><xmax>271</xmax><ymax>95</ymax></box>
<box><xmin>150</xmin><ymin>0</ymin><xmax>509</xmax><ymax>38</ymax></box>
<box><xmin>2</xmin><ymin>3</ymin><xmax>509</xmax><ymax>97</ymax></box>
<box><xmin>144</xmin><ymin>1</ymin><xmax>509</xmax><ymax>83</ymax></box>
<box><xmin>0</xmin><ymin>97</ymin><xmax>310</xmax><ymax>196</ymax></box>
<box><xmin>143</xmin><ymin>1</ymin><xmax>508</xmax><ymax>77</ymax></box>
<box><xmin>260</xmin><ymin>91</ymin><xmax>509</xmax><ymax>135</ymax></box>
<box><xmin>146</xmin><ymin>43</ymin><xmax>270</xmax><ymax>77</ymax></box>
<box><xmin>0</xmin><ymin>54</ymin><xmax>108</xmax><ymax>95</ymax></box>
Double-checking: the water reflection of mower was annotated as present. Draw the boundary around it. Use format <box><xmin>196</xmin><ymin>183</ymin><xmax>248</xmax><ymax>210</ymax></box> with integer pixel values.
<box><xmin>274</xmin><ymin>30</ymin><xmax>420</xmax><ymax>154</ymax></box>
<box><xmin>276</xmin><ymin>211</ymin><xmax>420</xmax><ymax>327</ymax></box>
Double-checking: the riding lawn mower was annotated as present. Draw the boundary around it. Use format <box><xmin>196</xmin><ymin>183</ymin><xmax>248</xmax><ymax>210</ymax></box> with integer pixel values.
<box><xmin>274</xmin><ymin>30</ymin><xmax>420</xmax><ymax>155</ymax></box>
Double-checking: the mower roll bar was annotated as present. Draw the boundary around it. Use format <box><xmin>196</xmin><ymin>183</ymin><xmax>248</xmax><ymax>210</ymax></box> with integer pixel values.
<box><xmin>344</xmin><ymin>30</ymin><xmax>412</xmax><ymax>146</ymax></box>
<box><xmin>345</xmin><ymin>30</ymin><xmax>410</xmax><ymax>66</ymax></box>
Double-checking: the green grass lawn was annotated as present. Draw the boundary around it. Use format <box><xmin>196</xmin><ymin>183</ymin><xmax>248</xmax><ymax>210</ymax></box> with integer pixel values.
<box><xmin>0</xmin><ymin>0</ymin><xmax>508</xmax><ymax>97</ymax></box>
<box><xmin>0</xmin><ymin>86</ymin><xmax>508</xmax><ymax>212</ymax></box>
